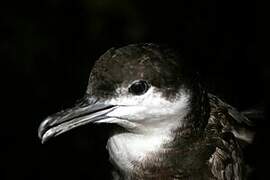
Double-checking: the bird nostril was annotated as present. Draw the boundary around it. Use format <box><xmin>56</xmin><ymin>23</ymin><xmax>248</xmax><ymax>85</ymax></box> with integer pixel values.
<box><xmin>76</xmin><ymin>96</ymin><xmax>99</xmax><ymax>108</ymax></box>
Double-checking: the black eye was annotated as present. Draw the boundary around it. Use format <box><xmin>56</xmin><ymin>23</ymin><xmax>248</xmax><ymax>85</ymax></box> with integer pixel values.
<box><xmin>128</xmin><ymin>80</ymin><xmax>150</xmax><ymax>95</ymax></box>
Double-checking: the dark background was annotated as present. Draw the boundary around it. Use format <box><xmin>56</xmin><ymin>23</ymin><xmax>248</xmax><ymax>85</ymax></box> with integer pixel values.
<box><xmin>1</xmin><ymin>0</ymin><xmax>265</xmax><ymax>179</ymax></box>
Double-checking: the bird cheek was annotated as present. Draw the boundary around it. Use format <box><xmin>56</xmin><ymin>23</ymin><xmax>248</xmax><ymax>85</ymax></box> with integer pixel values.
<box><xmin>106</xmin><ymin>106</ymin><xmax>146</xmax><ymax>121</ymax></box>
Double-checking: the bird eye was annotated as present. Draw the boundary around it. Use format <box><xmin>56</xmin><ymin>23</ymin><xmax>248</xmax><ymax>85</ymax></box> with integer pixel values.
<box><xmin>128</xmin><ymin>80</ymin><xmax>150</xmax><ymax>95</ymax></box>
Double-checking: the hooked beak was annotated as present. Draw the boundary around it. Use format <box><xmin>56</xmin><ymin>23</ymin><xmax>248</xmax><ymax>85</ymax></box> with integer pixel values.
<box><xmin>38</xmin><ymin>97</ymin><xmax>117</xmax><ymax>144</ymax></box>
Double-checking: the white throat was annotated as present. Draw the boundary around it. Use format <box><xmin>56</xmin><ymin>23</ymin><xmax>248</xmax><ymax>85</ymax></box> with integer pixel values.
<box><xmin>106</xmin><ymin>126</ymin><xmax>175</xmax><ymax>173</ymax></box>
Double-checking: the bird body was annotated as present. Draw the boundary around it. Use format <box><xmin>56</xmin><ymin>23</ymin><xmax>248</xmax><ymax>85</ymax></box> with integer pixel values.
<box><xmin>38</xmin><ymin>43</ymin><xmax>254</xmax><ymax>180</ymax></box>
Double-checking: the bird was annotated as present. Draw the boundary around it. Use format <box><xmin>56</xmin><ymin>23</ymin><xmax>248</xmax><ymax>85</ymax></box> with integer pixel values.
<box><xmin>38</xmin><ymin>43</ymin><xmax>255</xmax><ymax>180</ymax></box>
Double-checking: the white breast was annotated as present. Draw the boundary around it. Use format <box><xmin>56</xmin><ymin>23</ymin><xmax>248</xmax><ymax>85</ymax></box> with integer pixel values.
<box><xmin>106</xmin><ymin>130</ymin><xmax>174</xmax><ymax>173</ymax></box>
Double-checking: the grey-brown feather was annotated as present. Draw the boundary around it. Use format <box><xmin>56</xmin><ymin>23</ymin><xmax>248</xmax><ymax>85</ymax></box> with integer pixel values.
<box><xmin>206</xmin><ymin>94</ymin><xmax>252</xmax><ymax>180</ymax></box>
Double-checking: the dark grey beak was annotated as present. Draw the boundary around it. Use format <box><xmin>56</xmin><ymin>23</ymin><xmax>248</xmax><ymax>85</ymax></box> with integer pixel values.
<box><xmin>38</xmin><ymin>97</ymin><xmax>116</xmax><ymax>144</ymax></box>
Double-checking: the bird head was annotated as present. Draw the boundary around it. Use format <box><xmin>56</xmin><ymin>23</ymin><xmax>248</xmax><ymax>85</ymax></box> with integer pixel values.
<box><xmin>38</xmin><ymin>43</ymin><xmax>209</xmax><ymax>144</ymax></box>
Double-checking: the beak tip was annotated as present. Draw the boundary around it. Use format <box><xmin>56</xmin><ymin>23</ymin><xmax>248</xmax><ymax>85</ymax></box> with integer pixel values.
<box><xmin>38</xmin><ymin>117</ymin><xmax>53</xmax><ymax>142</ymax></box>
<box><xmin>39</xmin><ymin>128</ymin><xmax>54</xmax><ymax>144</ymax></box>
<box><xmin>41</xmin><ymin>138</ymin><xmax>46</xmax><ymax>144</ymax></box>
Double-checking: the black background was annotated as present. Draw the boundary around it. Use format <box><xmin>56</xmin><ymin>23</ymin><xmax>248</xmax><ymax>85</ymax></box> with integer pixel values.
<box><xmin>1</xmin><ymin>0</ymin><xmax>266</xmax><ymax>179</ymax></box>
